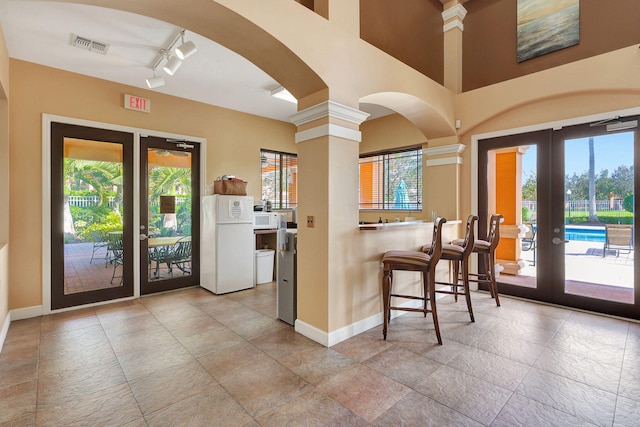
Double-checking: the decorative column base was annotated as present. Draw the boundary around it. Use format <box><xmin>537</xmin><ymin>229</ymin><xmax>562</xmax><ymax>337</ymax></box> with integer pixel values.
<box><xmin>496</xmin><ymin>258</ymin><xmax>526</xmax><ymax>276</ymax></box>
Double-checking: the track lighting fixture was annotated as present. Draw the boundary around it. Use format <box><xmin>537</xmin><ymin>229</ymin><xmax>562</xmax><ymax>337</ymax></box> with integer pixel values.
<box><xmin>144</xmin><ymin>29</ymin><xmax>197</xmax><ymax>89</ymax></box>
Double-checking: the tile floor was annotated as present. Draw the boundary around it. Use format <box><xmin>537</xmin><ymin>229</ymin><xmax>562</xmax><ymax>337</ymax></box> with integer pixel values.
<box><xmin>1</xmin><ymin>284</ymin><xmax>639</xmax><ymax>426</ymax></box>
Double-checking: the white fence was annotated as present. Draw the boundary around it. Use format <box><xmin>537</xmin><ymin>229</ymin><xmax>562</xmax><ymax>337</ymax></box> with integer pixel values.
<box><xmin>523</xmin><ymin>199</ymin><xmax>625</xmax><ymax>213</ymax></box>
<box><xmin>67</xmin><ymin>195</ymin><xmax>116</xmax><ymax>208</ymax></box>
<box><xmin>67</xmin><ymin>195</ymin><xmax>189</xmax><ymax>208</ymax></box>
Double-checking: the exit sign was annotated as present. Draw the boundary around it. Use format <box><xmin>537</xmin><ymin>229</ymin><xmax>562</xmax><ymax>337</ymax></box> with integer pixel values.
<box><xmin>124</xmin><ymin>94</ymin><xmax>150</xmax><ymax>113</ymax></box>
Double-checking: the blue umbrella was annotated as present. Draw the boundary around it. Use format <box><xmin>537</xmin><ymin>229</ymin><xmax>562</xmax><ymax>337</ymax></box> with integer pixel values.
<box><xmin>393</xmin><ymin>179</ymin><xmax>410</xmax><ymax>209</ymax></box>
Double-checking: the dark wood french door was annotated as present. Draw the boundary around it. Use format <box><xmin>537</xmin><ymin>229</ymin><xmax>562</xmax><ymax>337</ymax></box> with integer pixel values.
<box><xmin>51</xmin><ymin>122</ymin><xmax>134</xmax><ymax>309</ymax></box>
<box><xmin>478</xmin><ymin>117</ymin><xmax>640</xmax><ymax>319</ymax></box>
<box><xmin>139</xmin><ymin>136</ymin><xmax>200</xmax><ymax>295</ymax></box>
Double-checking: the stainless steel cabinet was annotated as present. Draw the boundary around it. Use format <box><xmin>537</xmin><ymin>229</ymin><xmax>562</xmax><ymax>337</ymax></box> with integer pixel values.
<box><xmin>277</xmin><ymin>231</ymin><xmax>297</xmax><ymax>325</ymax></box>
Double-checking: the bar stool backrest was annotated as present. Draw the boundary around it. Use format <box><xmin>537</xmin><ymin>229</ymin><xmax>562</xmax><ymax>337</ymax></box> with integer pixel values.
<box><xmin>486</xmin><ymin>214</ymin><xmax>503</xmax><ymax>249</ymax></box>
<box><xmin>425</xmin><ymin>216</ymin><xmax>447</xmax><ymax>266</ymax></box>
<box><xmin>461</xmin><ymin>215</ymin><xmax>479</xmax><ymax>256</ymax></box>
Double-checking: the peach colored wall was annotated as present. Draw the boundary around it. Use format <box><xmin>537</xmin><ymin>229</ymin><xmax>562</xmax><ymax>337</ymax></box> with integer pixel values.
<box><xmin>425</xmin><ymin>162</ymin><xmax>459</xmax><ymax>222</ymax></box>
<box><xmin>296</xmin><ymin>136</ymin><xmax>330</xmax><ymax>331</ymax></box>
<box><xmin>0</xmin><ymin>26</ymin><xmax>9</xmax><ymax>341</ymax></box>
<box><xmin>8</xmin><ymin>59</ymin><xmax>296</xmax><ymax>310</ymax></box>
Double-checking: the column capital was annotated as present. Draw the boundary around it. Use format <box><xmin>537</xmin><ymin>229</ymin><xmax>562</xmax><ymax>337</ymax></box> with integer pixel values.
<box><xmin>290</xmin><ymin>100</ymin><xmax>370</xmax><ymax>127</ymax></box>
<box><xmin>425</xmin><ymin>143</ymin><xmax>466</xmax><ymax>167</ymax></box>
<box><xmin>442</xmin><ymin>4</ymin><xmax>467</xmax><ymax>32</ymax></box>
<box><xmin>290</xmin><ymin>101</ymin><xmax>370</xmax><ymax>143</ymax></box>
<box><xmin>425</xmin><ymin>143</ymin><xmax>466</xmax><ymax>157</ymax></box>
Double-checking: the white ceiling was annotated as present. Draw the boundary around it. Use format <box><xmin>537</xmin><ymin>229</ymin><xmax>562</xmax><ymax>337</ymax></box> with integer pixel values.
<box><xmin>0</xmin><ymin>1</ymin><xmax>393</xmax><ymax>122</ymax></box>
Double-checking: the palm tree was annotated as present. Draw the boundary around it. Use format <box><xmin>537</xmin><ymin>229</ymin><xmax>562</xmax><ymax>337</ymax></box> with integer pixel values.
<box><xmin>64</xmin><ymin>159</ymin><xmax>122</xmax><ymax>208</ymax></box>
<box><xmin>148</xmin><ymin>166</ymin><xmax>192</xmax><ymax>235</ymax></box>
<box><xmin>147</xmin><ymin>167</ymin><xmax>191</xmax><ymax>201</ymax></box>
<box><xmin>588</xmin><ymin>137</ymin><xmax>598</xmax><ymax>222</ymax></box>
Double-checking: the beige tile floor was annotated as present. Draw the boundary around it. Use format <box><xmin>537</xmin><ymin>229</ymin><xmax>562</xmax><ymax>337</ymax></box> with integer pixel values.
<box><xmin>1</xmin><ymin>283</ymin><xmax>639</xmax><ymax>426</ymax></box>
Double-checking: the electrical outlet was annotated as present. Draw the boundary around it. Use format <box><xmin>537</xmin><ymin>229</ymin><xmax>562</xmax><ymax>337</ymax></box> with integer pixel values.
<box><xmin>307</xmin><ymin>216</ymin><xmax>314</xmax><ymax>228</ymax></box>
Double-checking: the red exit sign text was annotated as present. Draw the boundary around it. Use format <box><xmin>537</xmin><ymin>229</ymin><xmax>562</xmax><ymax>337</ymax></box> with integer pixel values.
<box><xmin>124</xmin><ymin>94</ymin><xmax>150</xmax><ymax>113</ymax></box>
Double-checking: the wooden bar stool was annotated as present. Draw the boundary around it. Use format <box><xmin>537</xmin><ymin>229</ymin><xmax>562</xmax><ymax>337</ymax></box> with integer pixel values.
<box><xmin>422</xmin><ymin>215</ymin><xmax>478</xmax><ymax>322</ymax></box>
<box><xmin>381</xmin><ymin>217</ymin><xmax>447</xmax><ymax>345</ymax></box>
<box><xmin>453</xmin><ymin>214</ymin><xmax>503</xmax><ymax>306</ymax></box>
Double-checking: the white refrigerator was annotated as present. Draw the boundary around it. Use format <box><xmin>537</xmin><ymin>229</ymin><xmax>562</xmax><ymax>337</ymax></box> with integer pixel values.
<box><xmin>201</xmin><ymin>194</ymin><xmax>255</xmax><ymax>294</ymax></box>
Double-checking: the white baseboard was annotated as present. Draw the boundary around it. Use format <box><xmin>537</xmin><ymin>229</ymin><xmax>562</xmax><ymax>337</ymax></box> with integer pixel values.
<box><xmin>294</xmin><ymin>319</ymin><xmax>329</xmax><ymax>347</ymax></box>
<box><xmin>10</xmin><ymin>305</ymin><xmax>43</xmax><ymax>321</ymax></box>
<box><xmin>0</xmin><ymin>311</ymin><xmax>9</xmax><ymax>353</ymax></box>
<box><xmin>295</xmin><ymin>299</ymin><xmax>424</xmax><ymax>347</ymax></box>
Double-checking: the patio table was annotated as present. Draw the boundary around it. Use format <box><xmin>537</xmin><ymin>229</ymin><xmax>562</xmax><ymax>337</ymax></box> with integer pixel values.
<box><xmin>148</xmin><ymin>236</ymin><xmax>191</xmax><ymax>279</ymax></box>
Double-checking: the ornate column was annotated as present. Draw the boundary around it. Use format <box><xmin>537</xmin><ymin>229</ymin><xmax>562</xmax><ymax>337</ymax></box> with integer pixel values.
<box><xmin>441</xmin><ymin>1</ymin><xmax>468</xmax><ymax>93</ymax></box>
<box><xmin>290</xmin><ymin>100</ymin><xmax>369</xmax><ymax>344</ymax></box>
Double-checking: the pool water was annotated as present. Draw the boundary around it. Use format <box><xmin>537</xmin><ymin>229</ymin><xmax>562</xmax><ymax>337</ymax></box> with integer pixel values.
<box><xmin>565</xmin><ymin>226</ymin><xmax>605</xmax><ymax>243</ymax></box>
<box><xmin>529</xmin><ymin>225</ymin><xmax>608</xmax><ymax>242</ymax></box>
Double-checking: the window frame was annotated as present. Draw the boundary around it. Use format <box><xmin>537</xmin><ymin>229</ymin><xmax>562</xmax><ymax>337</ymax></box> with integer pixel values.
<box><xmin>260</xmin><ymin>149</ymin><xmax>298</xmax><ymax>209</ymax></box>
<box><xmin>359</xmin><ymin>146</ymin><xmax>423</xmax><ymax>211</ymax></box>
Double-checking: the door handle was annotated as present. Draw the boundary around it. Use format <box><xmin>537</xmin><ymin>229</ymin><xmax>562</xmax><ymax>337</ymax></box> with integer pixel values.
<box><xmin>139</xmin><ymin>234</ymin><xmax>148</xmax><ymax>241</ymax></box>
<box><xmin>552</xmin><ymin>237</ymin><xmax>568</xmax><ymax>245</ymax></box>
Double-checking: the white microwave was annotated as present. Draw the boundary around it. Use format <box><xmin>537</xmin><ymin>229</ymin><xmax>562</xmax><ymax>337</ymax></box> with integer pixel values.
<box><xmin>253</xmin><ymin>212</ymin><xmax>280</xmax><ymax>229</ymax></box>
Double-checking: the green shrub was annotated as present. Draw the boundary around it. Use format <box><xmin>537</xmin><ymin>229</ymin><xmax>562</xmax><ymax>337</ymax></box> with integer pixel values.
<box><xmin>69</xmin><ymin>204</ymin><xmax>122</xmax><ymax>241</ymax></box>
<box><xmin>522</xmin><ymin>207</ymin><xmax>530</xmax><ymax>222</ymax></box>
<box><xmin>623</xmin><ymin>193</ymin><xmax>634</xmax><ymax>213</ymax></box>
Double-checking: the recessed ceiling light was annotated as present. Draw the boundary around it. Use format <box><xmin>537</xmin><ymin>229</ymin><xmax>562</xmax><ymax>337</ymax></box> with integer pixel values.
<box><xmin>270</xmin><ymin>86</ymin><xmax>297</xmax><ymax>104</ymax></box>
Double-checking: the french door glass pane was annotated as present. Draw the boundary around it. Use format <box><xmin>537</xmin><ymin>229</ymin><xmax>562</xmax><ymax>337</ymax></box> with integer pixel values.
<box><xmin>63</xmin><ymin>138</ymin><xmax>124</xmax><ymax>294</ymax></box>
<box><xmin>519</xmin><ymin>144</ymin><xmax>537</xmax><ymax>287</ymax></box>
<box><xmin>147</xmin><ymin>148</ymin><xmax>193</xmax><ymax>282</ymax></box>
<box><xmin>563</xmin><ymin>133</ymin><xmax>634</xmax><ymax>304</ymax></box>
<box><xmin>487</xmin><ymin>144</ymin><xmax>538</xmax><ymax>289</ymax></box>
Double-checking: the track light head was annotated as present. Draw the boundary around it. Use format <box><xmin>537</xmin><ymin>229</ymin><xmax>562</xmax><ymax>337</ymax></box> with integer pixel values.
<box><xmin>176</xmin><ymin>40</ymin><xmax>197</xmax><ymax>60</ymax></box>
<box><xmin>145</xmin><ymin>74</ymin><xmax>165</xmax><ymax>89</ymax></box>
<box><xmin>163</xmin><ymin>56</ymin><xmax>182</xmax><ymax>75</ymax></box>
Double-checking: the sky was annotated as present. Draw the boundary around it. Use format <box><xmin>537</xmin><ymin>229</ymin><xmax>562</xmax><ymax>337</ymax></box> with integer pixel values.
<box><xmin>521</xmin><ymin>131</ymin><xmax>634</xmax><ymax>177</ymax></box>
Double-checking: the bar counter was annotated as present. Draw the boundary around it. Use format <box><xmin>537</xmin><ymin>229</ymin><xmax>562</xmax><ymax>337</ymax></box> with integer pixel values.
<box><xmin>359</xmin><ymin>219</ymin><xmax>460</xmax><ymax>231</ymax></box>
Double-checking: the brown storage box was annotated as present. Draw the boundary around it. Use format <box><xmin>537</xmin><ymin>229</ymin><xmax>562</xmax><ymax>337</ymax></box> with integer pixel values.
<box><xmin>213</xmin><ymin>180</ymin><xmax>247</xmax><ymax>195</ymax></box>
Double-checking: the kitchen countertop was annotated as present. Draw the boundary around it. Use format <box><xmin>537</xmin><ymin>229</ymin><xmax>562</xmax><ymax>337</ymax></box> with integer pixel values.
<box><xmin>254</xmin><ymin>229</ymin><xmax>278</xmax><ymax>235</ymax></box>
<box><xmin>358</xmin><ymin>219</ymin><xmax>461</xmax><ymax>231</ymax></box>
<box><xmin>359</xmin><ymin>220</ymin><xmax>428</xmax><ymax>231</ymax></box>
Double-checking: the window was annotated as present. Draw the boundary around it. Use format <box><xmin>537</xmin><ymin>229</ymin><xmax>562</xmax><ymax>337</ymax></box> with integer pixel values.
<box><xmin>359</xmin><ymin>147</ymin><xmax>422</xmax><ymax>210</ymax></box>
<box><xmin>260</xmin><ymin>149</ymin><xmax>298</xmax><ymax>209</ymax></box>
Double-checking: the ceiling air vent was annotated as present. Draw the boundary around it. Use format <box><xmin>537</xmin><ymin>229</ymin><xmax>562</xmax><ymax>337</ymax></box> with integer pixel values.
<box><xmin>71</xmin><ymin>34</ymin><xmax>110</xmax><ymax>55</ymax></box>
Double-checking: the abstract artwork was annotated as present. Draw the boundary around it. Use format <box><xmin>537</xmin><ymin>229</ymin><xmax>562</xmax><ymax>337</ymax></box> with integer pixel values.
<box><xmin>517</xmin><ymin>0</ymin><xmax>580</xmax><ymax>62</ymax></box>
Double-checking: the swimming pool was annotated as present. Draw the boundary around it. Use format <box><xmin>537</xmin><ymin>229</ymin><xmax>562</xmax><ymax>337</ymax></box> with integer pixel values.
<box><xmin>528</xmin><ymin>225</ymin><xmax>608</xmax><ymax>242</ymax></box>
<box><xmin>565</xmin><ymin>225</ymin><xmax>605</xmax><ymax>243</ymax></box>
